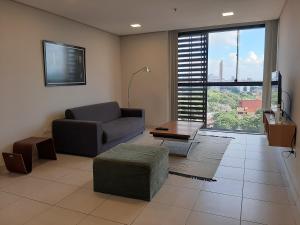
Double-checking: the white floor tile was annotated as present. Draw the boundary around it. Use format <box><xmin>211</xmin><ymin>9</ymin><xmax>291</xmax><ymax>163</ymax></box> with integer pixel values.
<box><xmin>231</xmin><ymin>137</ymin><xmax>247</xmax><ymax>145</ymax></box>
<box><xmin>193</xmin><ymin>191</ymin><xmax>242</xmax><ymax>219</ymax></box>
<box><xmin>187</xmin><ymin>211</ymin><xmax>240</xmax><ymax>225</ymax></box>
<box><xmin>57</xmin><ymin>188</ymin><xmax>109</xmax><ymax>214</ymax></box>
<box><xmin>220</xmin><ymin>157</ymin><xmax>245</xmax><ymax>168</ymax></box>
<box><xmin>243</xmin><ymin>182</ymin><xmax>291</xmax><ymax>205</ymax></box>
<box><xmin>0</xmin><ymin>174</ymin><xmax>19</xmax><ymax>189</ymax></box>
<box><xmin>133</xmin><ymin>202</ymin><xmax>190</xmax><ymax>225</ymax></box>
<box><xmin>244</xmin><ymin>169</ymin><xmax>285</xmax><ymax>186</ymax></box>
<box><xmin>153</xmin><ymin>184</ymin><xmax>199</xmax><ymax>209</ymax></box>
<box><xmin>242</xmin><ymin>198</ymin><xmax>296</xmax><ymax>225</ymax></box>
<box><xmin>224</xmin><ymin>150</ymin><xmax>246</xmax><ymax>159</ymax></box>
<box><xmin>0</xmin><ymin>197</ymin><xmax>49</xmax><ymax>225</ymax></box>
<box><xmin>30</xmin><ymin>163</ymin><xmax>75</xmax><ymax>181</ymax></box>
<box><xmin>30</xmin><ymin>182</ymin><xmax>78</xmax><ymax>205</ymax></box>
<box><xmin>24</xmin><ymin>206</ymin><xmax>86</xmax><ymax>225</ymax></box>
<box><xmin>226</xmin><ymin>143</ymin><xmax>246</xmax><ymax>152</ymax></box>
<box><xmin>245</xmin><ymin>158</ymin><xmax>280</xmax><ymax>173</ymax></box>
<box><xmin>245</xmin><ymin>144</ymin><xmax>281</xmax><ymax>152</ymax></box>
<box><xmin>91</xmin><ymin>195</ymin><xmax>147</xmax><ymax>224</ymax></box>
<box><xmin>202</xmin><ymin>178</ymin><xmax>243</xmax><ymax>196</ymax></box>
<box><xmin>165</xmin><ymin>174</ymin><xmax>203</xmax><ymax>190</ymax></box>
<box><xmin>215</xmin><ymin>166</ymin><xmax>244</xmax><ymax>181</ymax></box>
<box><xmin>3</xmin><ymin>176</ymin><xmax>78</xmax><ymax>204</ymax></box>
<box><xmin>79</xmin><ymin>215</ymin><xmax>125</xmax><ymax>225</ymax></box>
<box><xmin>0</xmin><ymin>191</ymin><xmax>21</xmax><ymax>210</ymax></box>
<box><xmin>3</xmin><ymin>176</ymin><xmax>48</xmax><ymax>196</ymax></box>
<box><xmin>241</xmin><ymin>221</ymin><xmax>265</xmax><ymax>225</ymax></box>
<box><xmin>246</xmin><ymin>151</ymin><xmax>277</xmax><ymax>161</ymax></box>
<box><xmin>56</xmin><ymin>170</ymin><xmax>93</xmax><ymax>186</ymax></box>
<box><xmin>246</xmin><ymin>135</ymin><xmax>268</xmax><ymax>146</ymax></box>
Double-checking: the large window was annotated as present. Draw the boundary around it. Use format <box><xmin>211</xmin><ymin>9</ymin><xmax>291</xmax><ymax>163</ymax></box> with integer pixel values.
<box><xmin>177</xmin><ymin>26</ymin><xmax>266</xmax><ymax>133</ymax></box>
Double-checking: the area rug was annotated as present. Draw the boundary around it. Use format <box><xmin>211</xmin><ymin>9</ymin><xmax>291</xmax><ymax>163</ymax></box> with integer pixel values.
<box><xmin>168</xmin><ymin>135</ymin><xmax>232</xmax><ymax>181</ymax></box>
<box><xmin>129</xmin><ymin>132</ymin><xmax>232</xmax><ymax>181</ymax></box>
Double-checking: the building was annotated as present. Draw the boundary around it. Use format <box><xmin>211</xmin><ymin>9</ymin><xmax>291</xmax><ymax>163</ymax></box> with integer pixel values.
<box><xmin>237</xmin><ymin>99</ymin><xmax>262</xmax><ymax>115</ymax></box>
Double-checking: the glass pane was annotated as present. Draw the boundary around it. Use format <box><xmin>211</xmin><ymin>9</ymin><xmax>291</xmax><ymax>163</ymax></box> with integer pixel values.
<box><xmin>239</xmin><ymin>28</ymin><xmax>265</xmax><ymax>82</ymax></box>
<box><xmin>207</xmin><ymin>86</ymin><xmax>263</xmax><ymax>133</ymax></box>
<box><xmin>271</xmin><ymin>85</ymin><xmax>279</xmax><ymax>110</ymax></box>
<box><xmin>208</xmin><ymin>30</ymin><xmax>237</xmax><ymax>82</ymax></box>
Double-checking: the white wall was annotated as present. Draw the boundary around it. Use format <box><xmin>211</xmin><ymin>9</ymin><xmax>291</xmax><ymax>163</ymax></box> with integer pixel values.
<box><xmin>0</xmin><ymin>0</ymin><xmax>122</xmax><ymax>164</ymax></box>
<box><xmin>120</xmin><ymin>32</ymin><xmax>170</xmax><ymax>127</ymax></box>
<box><xmin>278</xmin><ymin>0</ymin><xmax>300</xmax><ymax>214</ymax></box>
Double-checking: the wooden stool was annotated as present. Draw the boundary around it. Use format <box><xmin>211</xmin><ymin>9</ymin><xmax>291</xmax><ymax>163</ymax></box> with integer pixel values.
<box><xmin>2</xmin><ymin>137</ymin><xmax>57</xmax><ymax>174</ymax></box>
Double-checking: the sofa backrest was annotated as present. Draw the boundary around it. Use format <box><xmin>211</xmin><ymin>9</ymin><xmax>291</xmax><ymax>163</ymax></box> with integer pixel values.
<box><xmin>65</xmin><ymin>102</ymin><xmax>121</xmax><ymax>122</ymax></box>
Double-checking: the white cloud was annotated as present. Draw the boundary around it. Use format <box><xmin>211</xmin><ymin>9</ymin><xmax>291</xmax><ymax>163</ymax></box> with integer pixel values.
<box><xmin>209</xmin><ymin>31</ymin><xmax>237</xmax><ymax>47</ymax></box>
<box><xmin>239</xmin><ymin>51</ymin><xmax>264</xmax><ymax>80</ymax></box>
<box><xmin>245</xmin><ymin>51</ymin><xmax>264</xmax><ymax>65</ymax></box>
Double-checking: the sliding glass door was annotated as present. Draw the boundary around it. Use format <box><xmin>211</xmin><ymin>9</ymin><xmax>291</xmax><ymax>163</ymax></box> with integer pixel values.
<box><xmin>177</xmin><ymin>26</ymin><xmax>266</xmax><ymax>133</ymax></box>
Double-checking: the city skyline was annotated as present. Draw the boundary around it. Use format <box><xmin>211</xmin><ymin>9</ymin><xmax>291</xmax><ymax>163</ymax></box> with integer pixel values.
<box><xmin>208</xmin><ymin>27</ymin><xmax>265</xmax><ymax>82</ymax></box>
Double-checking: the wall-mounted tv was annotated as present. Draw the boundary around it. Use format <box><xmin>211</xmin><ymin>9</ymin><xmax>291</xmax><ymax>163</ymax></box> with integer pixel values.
<box><xmin>42</xmin><ymin>40</ymin><xmax>86</xmax><ymax>86</ymax></box>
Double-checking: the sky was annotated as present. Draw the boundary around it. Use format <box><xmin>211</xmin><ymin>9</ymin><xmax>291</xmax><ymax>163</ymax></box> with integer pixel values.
<box><xmin>208</xmin><ymin>27</ymin><xmax>265</xmax><ymax>82</ymax></box>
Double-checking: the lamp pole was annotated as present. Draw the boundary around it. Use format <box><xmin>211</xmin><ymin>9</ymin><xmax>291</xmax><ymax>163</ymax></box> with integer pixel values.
<box><xmin>128</xmin><ymin>66</ymin><xmax>150</xmax><ymax>107</ymax></box>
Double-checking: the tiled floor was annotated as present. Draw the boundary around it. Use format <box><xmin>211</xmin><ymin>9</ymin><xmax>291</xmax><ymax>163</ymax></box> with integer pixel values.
<box><xmin>0</xmin><ymin>131</ymin><xmax>298</xmax><ymax>225</ymax></box>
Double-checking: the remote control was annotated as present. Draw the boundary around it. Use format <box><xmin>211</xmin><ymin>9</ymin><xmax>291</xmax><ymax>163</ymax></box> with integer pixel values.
<box><xmin>155</xmin><ymin>127</ymin><xmax>169</xmax><ymax>131</ymax></box>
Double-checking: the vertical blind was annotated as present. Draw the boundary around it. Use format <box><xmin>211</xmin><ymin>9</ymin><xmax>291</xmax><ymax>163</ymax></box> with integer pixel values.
<box><xmin>177</xmin><ymin>31</ymin><xmax>208</xmax><ymax>124</ymax></box>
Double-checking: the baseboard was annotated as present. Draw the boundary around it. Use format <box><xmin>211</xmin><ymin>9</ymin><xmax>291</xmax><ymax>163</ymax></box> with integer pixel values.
<box><xmin>278</xmin><ymin>153</ymin><xmax>300</xmax><ymax>225</ymax></box>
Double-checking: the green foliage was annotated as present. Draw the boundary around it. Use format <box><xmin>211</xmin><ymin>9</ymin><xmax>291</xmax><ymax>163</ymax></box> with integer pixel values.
<box><xmin>240</xmin><ymin>92</ymin><xmax>256</xmax><ymax>100</ymax></box>
<box><xmin>239</xmin><ymin>114</ymin><xmax>263</xmax><ymax>132</ymax></box>
<box><xmin>208</xmin><ymin>88</ymin><xmax>263</xmax><ymax>133</ymax></box>
<box><xmin>207</xmin><ymin>89</ymin><xmax>239</xmax><ymax>110</ymax></box>
<box><xmin>213</xmin><ymin>112</ymin><xmax>239</xmax><ymax>130</ymax></box>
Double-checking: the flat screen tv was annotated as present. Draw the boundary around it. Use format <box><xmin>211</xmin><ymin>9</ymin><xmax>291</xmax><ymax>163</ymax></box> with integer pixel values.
<box><xmin>271</xmin><ymin>71</ymin><xmax>282</xmax><ymax>110</ymax></box>
<box><xmin>43</xmin><ymin>40</ymin><xmax>86</xmax><ymax>86</ymax></box>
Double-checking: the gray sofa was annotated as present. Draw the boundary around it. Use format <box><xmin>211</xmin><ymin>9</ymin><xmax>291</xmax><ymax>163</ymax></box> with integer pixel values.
<box><xmin>52</xmin><ymin>102</ymin><xmax>145</xmax><ymax>157</ymax></box>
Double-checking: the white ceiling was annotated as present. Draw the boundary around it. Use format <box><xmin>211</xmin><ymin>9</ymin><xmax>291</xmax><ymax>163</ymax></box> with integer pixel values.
<box><xmin>15</xmin><ymin>0</ymin><xmax>286</xmax><ymax>36</ymax></box>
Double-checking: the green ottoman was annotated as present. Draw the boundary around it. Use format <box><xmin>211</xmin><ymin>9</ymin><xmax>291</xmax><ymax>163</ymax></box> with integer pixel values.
<box><xmin>93</xmin><ymin>143</ymin><xmax>169</xmax><ymax>201</ymax></box>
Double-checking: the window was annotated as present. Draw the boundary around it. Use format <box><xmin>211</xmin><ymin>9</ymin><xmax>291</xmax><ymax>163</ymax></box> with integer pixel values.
<box><xmin>177</xmin><ymin>26</ymin><xmax>266</xmax><ymax>133</ymax></box>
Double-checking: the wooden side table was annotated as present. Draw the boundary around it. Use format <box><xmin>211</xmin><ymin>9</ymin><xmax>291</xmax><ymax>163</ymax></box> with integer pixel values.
<box><xmin>2</xmin><ymin>137</ymin><xmax>57</xmax><ymax>174</ymax></box>
<box><xmin>263</xmin><ymin>112</ymin><xmax>297</xmax><ymax>147</ymax></box>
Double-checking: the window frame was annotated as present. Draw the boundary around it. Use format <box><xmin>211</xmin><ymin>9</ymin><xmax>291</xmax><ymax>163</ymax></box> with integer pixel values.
<box><xmin>176</xmin><ymin>24</ymin><xmax>268</xmax><ymax>131</ymax></box>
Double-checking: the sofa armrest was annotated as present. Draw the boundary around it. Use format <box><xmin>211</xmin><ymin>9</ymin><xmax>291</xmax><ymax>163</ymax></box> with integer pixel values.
<box><xmin>52</xmin><ymin>119</ymin><xmax>103</xmax><ymax>157</ymax></box>
<box><xmin>121</xmin><ymin>108</ymin><xmax>145</xmax><ymax>118</ymax></box>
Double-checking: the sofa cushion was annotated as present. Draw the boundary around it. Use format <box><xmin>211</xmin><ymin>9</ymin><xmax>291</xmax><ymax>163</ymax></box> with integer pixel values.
<box><xmin>102</xmin><ymin>117</ymin><xmax>144</xmax><ymax>143</ymax></box>
<box><xmin>65</xmin><ymin>102</ymin><xmax>121</xmax><ymax>122</ymax></box>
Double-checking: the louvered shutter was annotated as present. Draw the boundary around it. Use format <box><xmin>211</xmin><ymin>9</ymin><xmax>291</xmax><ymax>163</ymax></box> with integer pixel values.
<box><xmin>177</xmin><ymin>32</ymin><xmax>208</xmax><ymax>125</ymax></box>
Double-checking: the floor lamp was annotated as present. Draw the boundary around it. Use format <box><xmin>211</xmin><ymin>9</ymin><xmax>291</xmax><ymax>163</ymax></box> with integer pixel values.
<box><xmin>128</xmin><ymin>66</ymin><xmax>151</xmax><ymax>107</ymax></box>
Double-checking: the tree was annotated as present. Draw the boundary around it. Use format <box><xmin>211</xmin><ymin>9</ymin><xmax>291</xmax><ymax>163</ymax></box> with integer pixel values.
<box><xmin>207</xmin><ymin>87</ymin><xmax>263</xmax><ymax>133</ymax></box>
<box><xmin>239</xmin><ymin>114</ymin><xmax>263</xmax><ymax>132</ymax></box>
<box><xmin>213</xmin><ymin>112</ymin><xmax>239</xmax><ymax>130</ymax></box>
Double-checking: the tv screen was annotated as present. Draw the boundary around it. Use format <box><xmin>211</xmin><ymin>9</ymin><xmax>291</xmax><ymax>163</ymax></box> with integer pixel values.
<box><xmin>43</xmin><ymin>40</ymin><xmax>86</xmax><ymax>86</ymax></box>
<box><xmin>271</xmin><ymin>71</ymin><xmax>282</xmax><ymax>110</ymax></box>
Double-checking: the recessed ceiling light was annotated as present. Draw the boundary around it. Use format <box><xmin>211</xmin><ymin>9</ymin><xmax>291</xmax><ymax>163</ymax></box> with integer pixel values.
<box><xmin>130</xmin><ymin>24</ymin><xmax>142</xmax><ymax>28</ymax></box>
<box><xmin>222</xmin><ymin>12</ymin><xmax>234</xmax><ymax>17</ymax></box>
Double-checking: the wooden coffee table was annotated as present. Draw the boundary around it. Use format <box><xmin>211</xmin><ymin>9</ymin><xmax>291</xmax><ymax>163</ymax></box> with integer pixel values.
<box><xmin>150</xmin><ymin>121</ymin><xmax>204</xmax><ymax>140</ymax></box>
<box><xmin>149</xmin><ymin>121</ymin><xmax>204</xmax><ymax>157</ymax></box>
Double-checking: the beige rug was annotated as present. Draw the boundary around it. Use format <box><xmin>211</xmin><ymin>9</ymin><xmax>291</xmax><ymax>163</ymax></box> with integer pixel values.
<box><xmin>129</xmin><ymin>132</ymin><xmax>232</xmax><ymax>181</ymax></box>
